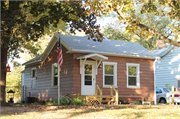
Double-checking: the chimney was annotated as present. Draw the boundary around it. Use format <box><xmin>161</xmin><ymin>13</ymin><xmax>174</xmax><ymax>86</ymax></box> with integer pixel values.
<box><xmin>156</xmin><ymin>40</ymin><xmax>164</xmax><ymax>49</ymax></box>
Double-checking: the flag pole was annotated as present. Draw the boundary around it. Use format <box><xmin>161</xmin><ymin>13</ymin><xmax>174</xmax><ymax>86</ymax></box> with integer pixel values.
<box><xmin>57</xmin><ymin>34</ymin><xmax>63</xmax><ymax>106</ymax></box>
<box><xmin>58</xmin><ymin>65</ymin><xmax>60</xmax><ymax>105</ymax></box>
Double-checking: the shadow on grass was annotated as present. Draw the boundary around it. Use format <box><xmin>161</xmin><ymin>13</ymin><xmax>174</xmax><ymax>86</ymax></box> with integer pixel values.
<box><xmin>1</xmin><ymin>104</ymin><xmax>178</xmax><ymax>119</ymax></box>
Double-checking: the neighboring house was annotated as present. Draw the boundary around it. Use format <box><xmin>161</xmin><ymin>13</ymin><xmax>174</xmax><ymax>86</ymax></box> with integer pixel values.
<box><xmin>152</xmin><ymin>45</ymin><xmax>180</xmax><ymax>90</ymax></box>
<box><xmin>22</xmin><ymin>33</ymin><xmax>156</xmax><ymax>103</ymax></box>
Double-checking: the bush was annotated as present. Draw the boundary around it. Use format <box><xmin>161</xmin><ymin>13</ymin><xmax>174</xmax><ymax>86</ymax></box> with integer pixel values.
<box><xmin>44</xmin><ymin>96</ymin><xmax>84</xmax><ymax>106</ymax></box>
<box><xmin>60</xmin><ymin>96</ymin><xmax>72</xmax><ymax>105</ymax></box>
<box><xmin>45</xmin><ymin>101</ymin><xmax>54</xmax><ymax>105</ymax></box>
<box><xmin>119</xmin><ymin>98</ymin><xmax>124</xmax><ymax>104</ymax></box>
<box><xmin>71</xmin><ymin>98</ymin><xmax>84</xmax><ymax>105</ymax></box>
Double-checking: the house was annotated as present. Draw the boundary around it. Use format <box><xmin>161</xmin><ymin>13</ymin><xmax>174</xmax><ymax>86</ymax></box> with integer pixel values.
<box><xmin>152</xmin><ymin>44</ymin><xmax>180</xmax><ymax>90</ymax></box>
<box><xmin>22</xmin><ymin>33</ymin><xmax>156</xmax><ymax>104</ymax></box>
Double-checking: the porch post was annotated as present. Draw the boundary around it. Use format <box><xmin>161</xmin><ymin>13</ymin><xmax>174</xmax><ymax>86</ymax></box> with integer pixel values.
<box><xmin>58</xmin><ymin>65</ymin><xmax>60</xmax><ymax>105</ymax></box>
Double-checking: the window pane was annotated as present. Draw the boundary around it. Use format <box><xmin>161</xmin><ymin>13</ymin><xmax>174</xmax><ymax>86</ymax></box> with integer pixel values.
<box><xmin>178</xmin><ymin>80</ymin><xmax>180</xmax><ymax>88</ymax></box>
<box><xmin>128</xmin><ymin>66</ymin><xmax>137</xmax><ymax>76</ymax></box>
<box><xmin>156</xmin><ymin>89</ymin><xmax>162</xmax><ymax>93</ymax></box>
<box><xmin>54</xmin><ymin>77</ymin><xmax>58</xmax><ymax>86</ymax></box>
<box><xmin>105</xmin><ymin>65</ymin><xmax>114</xmax><ymax>74</ymax></box>
<box><xmin>85</xmin><ymin>76</ymin><xmax>92</xmax><ymax>85</ymax></box>
<box><xmin>84</xmin><ymin>64</ymin><xmax>92</xmax><ymax>74</ymax></box>
<box><xmin>128</xmin><ymin>77</ymin><xmax>137</xmax><ymax>86</ymax></box>
<box><xmin>32</xmin><ymin>69</ymin><xmax>36</xmax><ymax>78</ymax></box>
<box><xmin>105</xmin><ymin>76</ymin><xmax>113</xmax><ymax>85</ymax></box>
<box><xmin>54</xmin><ymin>66</ymin><xmax>58</xmax><ymax>75</ymax></box>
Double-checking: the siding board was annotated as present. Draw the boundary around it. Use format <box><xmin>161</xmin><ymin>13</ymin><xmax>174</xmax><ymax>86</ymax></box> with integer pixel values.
<box><xmin>73</xmin><ymin>53</ymin><xmax>154</xmax><ymax>103</ymax></box>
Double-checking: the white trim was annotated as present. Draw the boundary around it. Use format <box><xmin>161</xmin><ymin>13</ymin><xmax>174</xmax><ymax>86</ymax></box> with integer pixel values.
<box><xmin>103</xmin><ymin>62</ymin><xmax>117</xmax><ymax>88</ymax></box>
<box><xmin>126</xmin><ymin>63</ymin><xmax>140</xmax><ymax>88</ymax></box>
<box><xmin>51</xmin><ymin>63</ymin><xmax>58</xmax><ymax>87</ymax></box>
<box><xmin>154</xmin><ymin>58</ymin><xmax>158</xmax><ymax>105</ymax></box>
<box><xmin>67</xmin><ymin>49</ymin><xmax>156</xmax><ymax>59</ymax></box>
<box><xmin>31</xmin><ymin>67</ymin><xmax>37</xmax><ymax>80</ymax></box>
<box><xmin>77</xmin><ymin>53</ymin><xmax>108</xmax><ymax>60</ymax></box>
<box><xmin>80</xmin><ymin>60</ymin><xmax>96</xmax><ymax>95</ymax></box>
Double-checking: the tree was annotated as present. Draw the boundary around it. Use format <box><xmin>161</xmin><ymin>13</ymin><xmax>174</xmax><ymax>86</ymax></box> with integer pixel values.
<box><xmin>1</xmin><ymin>1</ymin><xmax>100</xmax><ymax>105</ymax></box>
<box><xmin>85</xmin><ymin>0</ymin><xmax>180</xmax><ymax>46</ymax></box>
<box><xmin>102</xmin><ymin>13</ymin><xmax>174</xmax><ymax>50</ymax></box>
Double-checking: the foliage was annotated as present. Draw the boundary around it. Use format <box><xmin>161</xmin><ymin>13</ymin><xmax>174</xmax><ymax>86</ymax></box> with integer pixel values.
<box><xmin>1</xmin><ymin>1</ymin><xmax>100</xmax><ymax>60</ymax></box>
<box><xmin>133</xmin><ymin>101</ymin><xmax>142</xmax><ymax>105</ymax></box>
<box><xmin>165</xmin><ymin>83</ymin><xmax>171</xmax><ymax>91</ymax></box>
<box><xmin>71</xmin><ymin>98</ymin><xmax>84</xmax><ymax>106</ymax></box>
<box><xmin>86</xmin><ymin>0</ymin><xmax>180</xmax><ymax>47</ymax></box>
<box><xmin>118</xmin><ymin>98</ymin><xmax>124</xmax><ymax>104</ymax></box>
<box><xmin>6</xmin><ymin>65</ymin><xmax>24</xmax><ymax>103</ymax></box>
<box><xmin>45</xmin><ymin>96</ymin><xmax>84</xmax><ymax>106</ymax></box>
<box><xmin>60</xmin><ymin>96</ymin><xmax>72</xmax><ymax>105</ymax></box>
<box><xmin>102</xmin><ymin>12</ymin><xmax>174</xmax><ymax>50</ymax></box>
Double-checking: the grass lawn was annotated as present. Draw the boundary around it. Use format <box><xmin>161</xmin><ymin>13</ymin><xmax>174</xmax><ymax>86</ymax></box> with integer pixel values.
<box><xmin>1</xmin><ymin>105</ymin><xmax>180</xmax><ymax>119</ymax></box>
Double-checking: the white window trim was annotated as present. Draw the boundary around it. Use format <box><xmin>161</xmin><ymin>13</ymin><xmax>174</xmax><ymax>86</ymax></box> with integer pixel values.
<box><xmin>103</xmin><ymin>62</ymin><xmax>117</xmax><ymax>88</ymax></box>
<box><xmin>31</xmin><ymin>67</ymin><xmax>37</xmax><ymax>80</ymax></box>
<box><xmin>51</xmin><ymin>63</ymin><xmax>58</xmax><ymax>87</ymax></box>
<box><xmin>126</xmin><ymin>63</ymin><xmax>140</xmax><ymax>89</ymax></box>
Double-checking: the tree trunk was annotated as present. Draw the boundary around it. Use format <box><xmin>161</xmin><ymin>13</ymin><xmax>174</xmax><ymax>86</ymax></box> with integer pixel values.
<box><xmin>1</xmin><ymin>47</ymin><xmax>8</xmax><ymax>106</ymax></box>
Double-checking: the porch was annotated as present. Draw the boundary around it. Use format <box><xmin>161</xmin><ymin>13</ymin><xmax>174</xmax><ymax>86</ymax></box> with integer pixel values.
<box><xmin>71</xmin><ymin>85</ymin><xmax>119</xmax><ymax>105</ymax></box>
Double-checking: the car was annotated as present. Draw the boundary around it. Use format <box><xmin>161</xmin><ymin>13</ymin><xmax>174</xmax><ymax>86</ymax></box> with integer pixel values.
<box><xmin>156</xmin><ymin>88</ymin><xmax>180</xmax><ymax>104</ymax></box>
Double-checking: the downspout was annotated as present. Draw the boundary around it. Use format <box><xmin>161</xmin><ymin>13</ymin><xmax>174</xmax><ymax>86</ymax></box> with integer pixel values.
<box><xmin>154</xmin><ymin>57</ymin><xmax>159</xmax><ymax>105</ymax></box>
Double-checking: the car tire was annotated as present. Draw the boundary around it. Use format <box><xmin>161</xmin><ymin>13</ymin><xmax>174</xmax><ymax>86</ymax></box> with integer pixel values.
<box><xmin>159</xmin><ymin>99</ymin><xmax>166</xmax><ymax>104</ymax></box>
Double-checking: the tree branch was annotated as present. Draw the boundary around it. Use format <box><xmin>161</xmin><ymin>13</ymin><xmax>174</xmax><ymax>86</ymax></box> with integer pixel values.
<box><xmin>112</xmin><ymin>1</ymin><xmax>180</xmax><ymax>47</ymax></box>
<box><xmin>137</xmin><ymin>22</ymin><xmax>180</xmax><ymax>47</ymax></box>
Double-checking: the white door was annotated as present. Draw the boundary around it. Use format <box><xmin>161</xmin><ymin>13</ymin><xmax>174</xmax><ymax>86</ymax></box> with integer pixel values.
<box><xmin>81</xmin><ymin>61</ymin><xmax>96</xmax><ymax>95</ymax></box>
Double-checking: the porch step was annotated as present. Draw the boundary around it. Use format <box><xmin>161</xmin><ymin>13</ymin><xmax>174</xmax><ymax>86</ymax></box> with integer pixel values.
<box><xmin>96</xmin><ymin>95</ymin><xmax>115</xmax><ymax>98</ymax></box>
<box><xmin>98</xmin><ymin>96</ymin><xmax>115</xmax><ymax>104</ymax></box>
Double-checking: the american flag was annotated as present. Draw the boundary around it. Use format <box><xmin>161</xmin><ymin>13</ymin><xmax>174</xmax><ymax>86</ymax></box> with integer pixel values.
<box><xmin>57</xmin><ymin>36</ymin><xmax>63</xmax><ymax>67</ymax></box>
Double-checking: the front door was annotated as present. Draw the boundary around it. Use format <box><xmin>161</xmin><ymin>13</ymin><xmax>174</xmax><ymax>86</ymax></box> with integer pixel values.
<box><xmin>81</xmin><ymin>61</ymin><xmax>96</xmax><ymax>95</ymax></box>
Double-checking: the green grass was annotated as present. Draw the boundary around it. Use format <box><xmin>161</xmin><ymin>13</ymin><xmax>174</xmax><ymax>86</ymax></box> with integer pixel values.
<box><xmin>1</xmin><ymin>105</ymin><xmax>180</xmax><ymax>119</ymax></box>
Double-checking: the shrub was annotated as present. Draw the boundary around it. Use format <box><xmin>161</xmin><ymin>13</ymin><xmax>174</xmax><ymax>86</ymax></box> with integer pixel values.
<box><xmin>118</xmin><ymin>98</ymin><xmax>124</xmax><ymax>104</ymax></box>
<box><xmin>71</xmin><ymin>98</ymin><xmax>84</xmax><ymax>105</ymax></box>
<box><xmin>60</xmin><ymin>96</ymin><xmax>72</xmax><ymax>105</ymax></box>
<box><xmin>45</xmin><ymin>101</ymin><xmax>54</xmax><ymax>105</ymax></box>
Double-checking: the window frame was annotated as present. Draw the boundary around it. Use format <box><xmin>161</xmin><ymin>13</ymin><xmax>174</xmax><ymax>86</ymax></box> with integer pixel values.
<box><xmin>51</xmin><ymin>63</ymin><xmax>58</xmax><ymax>87</ymax></box>
<box><xmin>103</xmin><ymin>62</ymin><xmax>117</xmax><ymax>88</ymax></box>
<box><xmin>31</xmin><ymin>67</ymin><xmax>37</xmax><ymax>80</ymax></box>
<box><xmin>126</xmin><ymin>63</ymin><xmax>140</xmax><ymax>88</ymax></box>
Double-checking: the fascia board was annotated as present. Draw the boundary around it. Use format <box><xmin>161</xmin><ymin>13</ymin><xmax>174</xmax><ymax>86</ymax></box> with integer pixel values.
<box><xmin>23</xmin><ymin>60</ymin><xmax>41</xmax><ymax>66</ymax></box>
<box><xmin>40</xmin><ymin>34</ymin><xmax>59</xmax><ymax>62</ymax></box>
<box><xmin>160</xmin><ymin>46</ymin><xmax>174</xmax><ymax>58</ymax></box>
<box><xmin>23</xmin><ymin>33</ymin><xmax>72</xmax><ymax>66</ymax></box>
<box><xmin>67</xmin><ymin>49</ymin><xmax>156</xmax><ymax>59</ymax></box>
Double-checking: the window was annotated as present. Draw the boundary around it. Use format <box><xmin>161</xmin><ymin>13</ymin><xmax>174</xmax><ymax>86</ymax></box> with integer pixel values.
<box><xmin>178</xmin><ymin>80</ymin><xmax>180</xmax><ymax>88</ymax></box>
<box><xmin>84</xmin><ymin>64</ymin><xmax>92</xmax><ymax>85</ymax></box>
<box><xmin>31</xmin><ymin>68</ymin><xmax>37</xmax><ymax>79</ymax></box>
<box><xmin>103</xmin><ymin>62</ymin><xmax>117</xmax><ymax>87</ymax></box>
<box><xmin>126</xmin><ymin>63</ymin><xmax>140</xmax><ymax>88</ymax></box>
<box><xmin>156</xmin><ymin>89</ymin><xmax>162</xmax><ymax>94</ymax></box>
<box><xmin>52</xmin><ymin>63</ymin><xmax>58</xmax><ymax>87</ymax></box>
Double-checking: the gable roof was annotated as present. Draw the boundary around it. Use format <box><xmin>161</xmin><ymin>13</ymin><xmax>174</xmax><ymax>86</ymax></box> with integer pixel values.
<box><xmin>60</xmin><ymin>33</ymin><xmax>156</xmax><ymax>58</ymax></box>
<box><xmin>150</xmin><ymin>46</ymin><xmax>174</xmax><ymax>58</ymax></box>
<box><xmin>23</xmin><ymin>33</ymin><xmax>157</xmax><ymax>66</ymax></box>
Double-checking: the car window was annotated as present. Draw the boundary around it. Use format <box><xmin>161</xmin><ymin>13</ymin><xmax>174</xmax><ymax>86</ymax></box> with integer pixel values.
<box><xmin>163</xmin><ymin>88</ymin><xmax>170</xmax><ymax>92</ymax></box>
<box><xmin>156</xmin><ymin>89</ymin><xmax>162</xmax><ymax>93</ymax></box>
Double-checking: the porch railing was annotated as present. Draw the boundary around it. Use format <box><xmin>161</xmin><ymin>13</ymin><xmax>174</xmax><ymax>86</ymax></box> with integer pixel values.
<box><xmin>110</xmin><ymin>85</ymin><xmax>118</xmax><ymax>104</ymax></box>
<box><xmin>95</xmin><ymin>84</ymin><xmax>102</xmax><ymax>104</ymax></box>
<box><xmin>95</xmin><ymin>84</ymin><xmax>118</xmax><ymax>105</ymax></box>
